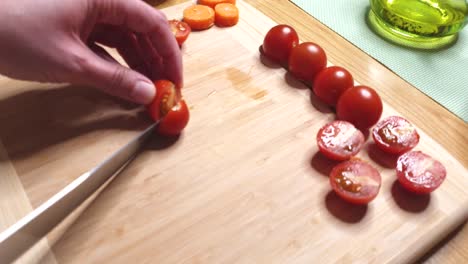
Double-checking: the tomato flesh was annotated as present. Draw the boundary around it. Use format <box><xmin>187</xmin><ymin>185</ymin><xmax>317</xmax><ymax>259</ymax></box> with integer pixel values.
<box><xmin>317</xmin><ymin>120</ymin><xmax>365</xmax><ymax>161</ymax></box>
<box><xmin>157</xmin><ymin>99</ymin><xmax>190</xmax><ymax>136</ymax></box>
<box><xmin>372</xmin><ymin>116</ymin><xmax>419</xmax><ymax>154</ymax></box>
<box><xmin>169</xmin><ymin>19</ymin><xmax>191</xmax><ymax>46</ymax></box>
<box><xmin>396</xmin><ymin>151</ymin><xmax>446</xmax><ymax>194</ymax></box>
<box><xmin>288</xmin><ymin>42</ymin><xmax>327</xmax><ymax>85</ymax></box>
<box><xmin>147</xmin><ymin>80</ymin><xmax>178</xmax><ymax>122</ymax></box>
<box><xmin>330</xmin><ymin>160</ymin><xmax>382</xmax><ymax>204</ymax></box>
<box><xmin>313</xmin><ymin>66</ymin><xmax>354</xmax><ymax>106</ymax></box>
<box><xmin>262</xmin><ymin>25</ymin><xmax>299</xmax><ymax>65</ymax></box>
<box><xmin>336</xmin><ymin>85</ymin><xmax>383</xmax><ymax>130</ymax></box>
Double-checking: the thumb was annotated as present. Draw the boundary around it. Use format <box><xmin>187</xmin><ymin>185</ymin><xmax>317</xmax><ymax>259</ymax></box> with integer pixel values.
<box><xmin>72</xmin><ymin>44</ymin><xmax>155</xmax><ymax>105</ymax></box>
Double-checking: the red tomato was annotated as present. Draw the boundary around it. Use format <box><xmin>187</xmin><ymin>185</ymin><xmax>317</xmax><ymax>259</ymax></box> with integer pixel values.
<box><xmin>313</xmin><ymin>66</ymin><xmax>354</xmax><ymax>106</ymax></box>
<box><xmin>372</xmin><ymin>116</ymin><xmax>419</xmax><ymax>154</ymax></box>
<box><xmin>330</xmin><ymin>159</ymin><xmax>382</xmax><ymax>204</ymax></box>
<box><xmin>147</xmin><ymin>80</ymin><xmax>179</xmax><ymax>122</ymax></box>
<box><xmin>288</xmin><ymin>42</ymin><xmax>327</xmax><ymax>84</ymax></box>
<box><xmin>396</xmin><ymin>151</ymin><xmax>446</xmax><ymax>194</ymax></box>
<box><xmin>336</xmin><ymin>85</ymin><xmax>383</xmax><ymax>129</ymax></box>
<box><xmin>317</xmin><ymin>121</ymin><xmax>365</xmax><ymax>161</ymax></box>
<box><xmin>262</xmin><ymin>25</ymin><xmax>299</xmax><ymax>65</ymax></box>
<box><xmin>169</xmin><ymin>19</ymin><xmax>191</xmax><ymax>46</ymax></box>
<box><xmin>157</xmin><ymin>99</ymin><xmax>190</xmax><ymax>136</ymax></box>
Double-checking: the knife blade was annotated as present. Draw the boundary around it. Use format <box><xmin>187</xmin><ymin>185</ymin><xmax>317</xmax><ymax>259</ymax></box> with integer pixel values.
<box><xmin>0</xmin><ymin>123</ymin><xmax>157</xmax><ymax>263</ymax></box>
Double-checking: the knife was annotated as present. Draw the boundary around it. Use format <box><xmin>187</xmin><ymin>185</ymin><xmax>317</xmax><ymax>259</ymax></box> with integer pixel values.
<box><xmin>0</xmin><ymin>123</ymin><xmax>157</xmax><ymax>263</ymax></box>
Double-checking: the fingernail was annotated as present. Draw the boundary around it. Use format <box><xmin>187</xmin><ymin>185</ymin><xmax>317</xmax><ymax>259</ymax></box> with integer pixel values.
<box><xmin>132</xmin><ymin>81</ymin><xmax>155</xmax><ymax>104</ymax></box>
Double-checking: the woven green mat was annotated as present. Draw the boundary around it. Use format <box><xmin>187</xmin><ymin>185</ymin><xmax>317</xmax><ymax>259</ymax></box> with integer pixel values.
<box><xmin>291</xmin><ymin>0</ymin><xmax>468</xmax><ymax>122</ymax></box>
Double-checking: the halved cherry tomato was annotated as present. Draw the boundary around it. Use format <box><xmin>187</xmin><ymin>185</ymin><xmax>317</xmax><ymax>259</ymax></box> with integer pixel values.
<box><xmin>147</xmin><ymin>80</ymin><xmax>178</xmax><ymax>122</ymax></box>
<box><xmin>336</xmin><ymin>85</ymin><xmax>383</xmax><ymax>130</ymax></box>
<box><xmin>262</xmin><ymin>25</ymin><xmax>299</xmax><ymax>65</ymax></box>
<box><xmin>330</xmin><ymin>159</ymin><xmax>382</xmax><ymax>204</ymax></box>
<box><xmin>169</xmin><ymin>19</ymin><xmax>191</xmax><ymax>46</ymax></box>
<box><xmin>157</xmin><ymin>99</ymin><xmax>190</xmax><ymax>136</ymax></box>
<box><xmin>396</xmin><ymin>151</ymin><xmax>446</xmax><ymax>194</ymax></box>
<box><xmin>313</xmin><ymin>66</ymin><xmax>354</xmax><ymax>106</ymax></box>
<box><xmin>288</xmin><ymin>42</ymin><xmax>327</xmax><ymax>85</ymax></box>
<box><xmin>372</xmin><ymin>116</ymin><xmax>419</xmax><ymax>155</ymax></box>
<box><xmin>317</xmin><ymin>120</ymin><xmax>365</xmax><ymax>161</ymax></box>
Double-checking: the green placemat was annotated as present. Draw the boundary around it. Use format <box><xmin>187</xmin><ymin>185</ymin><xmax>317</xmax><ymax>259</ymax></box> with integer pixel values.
<box><xmin>291</xmin><ymin>0</ymin><xmax>468</xmax><ymax>122</ymax></box>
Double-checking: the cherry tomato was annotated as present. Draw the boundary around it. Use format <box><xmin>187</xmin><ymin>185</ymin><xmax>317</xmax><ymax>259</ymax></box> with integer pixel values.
<box><xmin>169</xmin><ymin>19</ymin><xmax>191</xmax><ymax>46</ymax></box>
<box><xmin>330</xmin><ymin>159</ymin><xmax>382</xmax><ymax>204</ymax></box>
<box><xmin>313</xmin><ymin>66</ymin><xmax>354</xmax><ymax>106</ymax></box>
<box><xmin>147</xmin><ymin>80</ymin><xmax>179</xmax><ymax>122</ymax></box>
<box><xmin>262</xmin><ymin>25</ymin><xmax>299</xmax><ymax>65</ymax></box>
<box><xmin>336</xmin><ymin>85</ymin><xmax>383</xmax><ymax>130</ymax></box>
<box><xmin>157</xmin><ymin>99</ymin><xmax>190</xmax><ymax>136</ymax></box>
<box><xmin>288</xmin><ymin>42</ymin><xmax>327</xmax><ymax>84</ymax></box>
<box><xmin>372</xmin><ymin>116</ymin><xmax>419</xmax><ymax>155</ymax></box>
<box><xmin>396</xmin><ymin>151</ymin><xmax>446</xmax><ymax>194</ymax></box>
<box><xmin>317</xmin><ymin>121</ymin><xmax>365</xmax><ymax>161</ymax></box>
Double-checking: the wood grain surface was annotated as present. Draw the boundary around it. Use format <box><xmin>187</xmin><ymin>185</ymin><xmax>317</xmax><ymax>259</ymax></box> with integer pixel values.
<box><xmin>0</xmin><ymin>0</ymin><xmax>466</xmax><ymax>263</ymax></box>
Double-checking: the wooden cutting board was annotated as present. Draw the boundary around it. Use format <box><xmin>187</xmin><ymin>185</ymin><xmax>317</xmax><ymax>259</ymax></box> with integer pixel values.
<box><xmin>1</xmin><ymin>1</ymin><xmax>467</xmax><ymax>263</ymax></box>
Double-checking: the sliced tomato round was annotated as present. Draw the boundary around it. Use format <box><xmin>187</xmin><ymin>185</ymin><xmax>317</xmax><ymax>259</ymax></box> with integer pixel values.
<box><xmin>262</xmin><ymin>24</ymin><xmax>299</xmax><ymax>65</ymax></box>
<box><xmin>288</xmin><ymin>42</ymin><xmax>327</xmax><ymax>85</ymax></box>
<box><xmin>313</xmin><ymin>66</ymin><xmax>354</xmax><ymax>106</ymax></box>
<box><xmin>330</xmin><ymin>159</ymin><xmax>382</xmax><ymax>204</ymax></box>
<box><xmin>396</xmin><ymin>151</ymin><xmax>446</xmax><ymax>194</ymax></box>
<box><xmin>372</xmin><ymin>116</ymin><xmax>419</xmax><ymax>155</ymax></box>
<box><xmin>147</xmin><ymin>80</ymin><xmax>178</xmax><ymax>122</ymax></box>
<box><xmin>157</xmin><ymin>99</ymin><xmax>190</xmax><ymax>136</ymax></box>
<box><xmin>169</xmin><ymin>19</ymin><xmax>191</xmax><ymax>46</ymax></box>
<box><xmin>317</xmin><ymin>120</ymin><xmax>365</xmax><ymax>161</ymax></box>
<box><xmin>336</xmin><ymin>85</ymin><xmax>383</xmax><ymax>130</ymax></box>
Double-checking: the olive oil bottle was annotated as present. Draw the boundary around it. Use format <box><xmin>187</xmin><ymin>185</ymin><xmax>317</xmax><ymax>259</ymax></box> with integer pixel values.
<box><xmin>368</xmin><ymin>0</ymin><xmax>467</xmax><ymax>49</ymax></box>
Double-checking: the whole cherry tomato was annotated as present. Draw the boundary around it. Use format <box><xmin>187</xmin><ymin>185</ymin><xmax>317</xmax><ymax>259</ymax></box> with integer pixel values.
<box><xmin>169</xmin><ymin>19</ymin><xmax>191</xmax><ymax>46</ymax></box>
<box><xmin>157</xmin><ymin>99</ymin><xmax>190</xmax><ymax>136</ymax></box>
<box><xmin>288</xmin><ymin>42</ymin><xmax>327</xmax><ymax>85</ymax></box>
<box><xmin>313</xmin><ymin>66</ymin><xmax>354</xmax><ymax>106</ymax></box>
<box><xmin>336</xmin><ymin>85</ymin><xmax>383</xmax><ymax>130</ymax></box>
<box><xmin>330</xmin><ymin>159</ymin><xmax>382</xmax><ymax>205</ymax></box>
<box><xmin>262</xmin><ymin>25</ymin><xmax>299</xmax><ymax>65</ymax></box>
<box><xmin>396</xmin><ymin>151</ymin><xmax>446</xmax><ymax>194</ymax></box>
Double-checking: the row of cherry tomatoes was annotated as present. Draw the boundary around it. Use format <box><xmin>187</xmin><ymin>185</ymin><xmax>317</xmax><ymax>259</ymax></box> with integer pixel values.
<box><xmin>261</xmin><ymin>25</ymin><xmax>446</xmax><ymax>204</ymax></box>
<box><xmin>262</xmin><ymin>25</ymin><xmax>383</xmax><ymax>129</ymax></box>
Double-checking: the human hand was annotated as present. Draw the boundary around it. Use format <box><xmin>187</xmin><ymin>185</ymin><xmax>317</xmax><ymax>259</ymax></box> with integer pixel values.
<box><xmin>0</xmin><ymin>0</ymin><xmax>182</xmax><ymax>104</ymax></box>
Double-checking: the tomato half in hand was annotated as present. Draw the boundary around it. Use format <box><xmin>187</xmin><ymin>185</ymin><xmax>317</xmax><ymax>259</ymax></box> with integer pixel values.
<box><xmin>396</xmin><ymin>151</ymin><xmax>446</xmax><ymax>194</ymax></box>
<box><xmin>262</xmin><ymin>24</ymin><xmax>299</xmax><ymax>65</ymax></box>
<box><xmin>313</xmin><ymin>66</ymin><xmax>354</xmax><ymax>106</ymax></box>
<box><xmin>317</xmin><ymin>120</ymin><xmax>365</xmax><ymax>161</ymax></box>
<box><xmin>330</xmin><ymin>159</ymin><xmax>381</xmax><ymax>204</ymax></box>
<box><xmin>336</xmin><ymin>85</ymin><xmax>383</xmax><ymax>130</ymax></box>
<box><xmin>157</xmin><ymin>99</ymin><xmax>190</xmax><ymax>136</ymax></box>
<box><xmin>147</xmin><ymin>80</ymin><xmax>179</xmax><ymax>122</ymax></box>
<box><xmin>169</xmin><ymin>19</ymin><xmax>191</xmax><ymax>46</ymax></box>
<box><xmin>372</xmin><ymin>116</ymin><xmax>419</xmax><ymax>155</ymax></box>
<box><xmin>288</xmin><ymin>42</ymin><xmax>327</xmax><ymax>85</ymax></box>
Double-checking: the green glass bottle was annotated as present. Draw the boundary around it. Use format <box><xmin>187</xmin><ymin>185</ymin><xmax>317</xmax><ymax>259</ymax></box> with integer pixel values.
<box><xmin>368</xmin><ymin>0</ymin><xmax>468</xmax><ymax>49</ymax></box>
